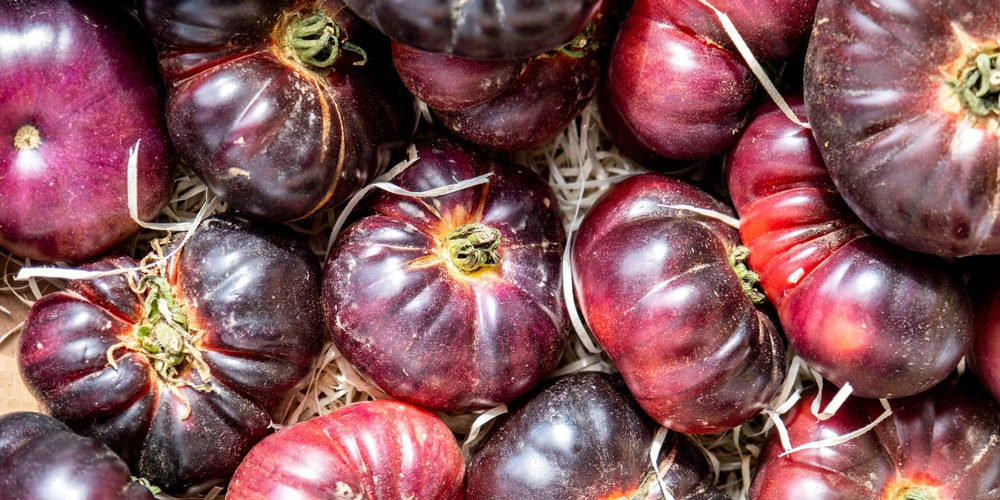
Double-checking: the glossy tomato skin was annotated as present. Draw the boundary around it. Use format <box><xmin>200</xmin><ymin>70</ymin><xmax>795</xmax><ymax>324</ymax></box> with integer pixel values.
<box><xmin>466</xmin><ymin>371</ymin><xmax>727</xmax><ymax>500</ymax></box>
<box><xmin>343</xmin><ymin>0</ymin><xmax>603</xmax><ymax>60</ymax></box>
<box><xmin>138</xmin><ymin>0</ymin><xmax>415</xmax><ymax>222</ymax></box>
<box><xmin>391</xmin><ymin>1</ymin><xmax>623</xmax><ymax>152</ymax></box>
<box><xmin>749</xmin><ymin>374</ymin><xmax>1000</xmax><ymax>498</ymax></box>
<box><xmin>804</xmin><ymin>0</ymin><xmax>1000</xmax><ymax>257</ymax></box>
<box><xmin>0</xmin><ymin>0</ymin><xmax>173</xmax><ymax>263</ymax></box>
<box><xmin>970</xmin><ymin>280</ymin><xmax>1000</xmax><ymax>405</ymax></box>
<box><xmin>323</xmin><ymin>135</ymin><xmax>567</xmax><ymax>413</ymax></box>
<box><xmin>17</xmin><ymin>214</ymin><xmax>325</xmax><ymax>494</ymax></box>
<box><xmin>726</xmin><ymin>97</ymin><xmax>973</xmax><ymax>399</ymax></box>
<box><xmin>0</xmin><ymin>411</ymin><xmax>154</xmax><ymax>499</ymax></box>
<box><xmin>228</xmin><ymin>399</ymin><xmax>465</xmax><ymax>499</ymax></box>
<box><xmin>571</xmin><ymin>173</ymin><xmax>786</xmax><ymax>434</ymax></box>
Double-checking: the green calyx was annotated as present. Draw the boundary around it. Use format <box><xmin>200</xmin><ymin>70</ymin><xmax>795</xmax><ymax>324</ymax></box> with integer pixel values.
<box><xmin>558</xmin><ymin>22</ymin><xmax>599</xmax><ymax>58</ymax></box>
<box><xmin>446</xmin><ymin>223</ymin><xmax>502</xmax><ymax>273</ymax></box>
<box><xmin>285</xmin><ymin>9</ymin><xmax>366</xmax><ymax>69</ymax></box>
<box><xmin>951</xmin><ymin>50</ymin><xmax>1000</xmax><ymax>116</ymax></box>
<box><xmin>730</xmin><ymin>246</ymin><xmax>766</xmax><ymax>304</ymax></box>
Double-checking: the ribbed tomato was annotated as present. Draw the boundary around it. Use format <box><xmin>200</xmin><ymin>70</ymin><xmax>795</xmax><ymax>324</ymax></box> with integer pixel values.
<box><xmin>17</xmin><ymin>214</ymin><xmax>325</xmax><ymax>494</ymax></box>
<box><xmin>228</xmin><ymin>399</ymin><xmax>465</xmax><ymax>499</ymax></box>
<box><xmin>571</xmin><ymin>172</ymin><xmax>786</xmax><ymax>434</ymax></box>
<box><xmin>804</xmin><ymin>0</ymin><xmax>1000</xmax><ymax>257</ymax></box>
<box><xmin>322</xmin><ymin>135</ymin><xmax>568</xmax><ymax>413</ymax></box>
<box><xmin>726</xmin><ymin>96</ymin><xmax>973</xmax><ymax>399</ymax></box>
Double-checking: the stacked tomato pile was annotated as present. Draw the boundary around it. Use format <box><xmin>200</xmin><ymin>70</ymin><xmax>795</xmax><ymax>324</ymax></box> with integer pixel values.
<box><xmin>2</xmin><ymin>0</ymin><xmax>1000</xmax><ymax>498</ymax></box>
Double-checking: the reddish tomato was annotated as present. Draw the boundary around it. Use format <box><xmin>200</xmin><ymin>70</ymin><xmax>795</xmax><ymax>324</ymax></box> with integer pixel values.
<box><xmin>138</xmin><ymin>0</ymin><xmax>415</xmax><ymax>222</ymax></box>
<box><xmin>571</xmin><ymin>172</ymin><xmax>786</xmax><ymax>434</ymax></box>
<box><xmin>228</xmin><ymin>399</ymin><xmax>465</xmax><ymax>499</ymax></box>
<box><xmin>17</xmin><ymin>214</ymin><xmax>325</xmax><ymax>494</ymax></box>
<box><xmin>322</xmin><ymin>135</ymin><xmax>567</xmax><ymax>412</ymax></box>
<box><xmin>749</xmin><ymin>374</ymin><xmax>1000</xmax><ymax>498</ymax></box>
<box><xmin>466</xmin><ymin>371</ymin><xmax>728</xmax><ymax>499</ymax></box>
<box><xmin>804</xmin><ymin>0</ymin><xmax>1000</xmax><ymax>257</ymax></box>
<box><xmin>726</xmin><ymin>96</ymin><xmax>973</xmax><ymax>399</ymax></box>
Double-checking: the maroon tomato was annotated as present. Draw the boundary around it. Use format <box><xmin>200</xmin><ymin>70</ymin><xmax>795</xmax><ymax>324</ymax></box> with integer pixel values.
<box><xmin>726</xmin><ymin>96</ymin><xmax>973</xmax><ymax>399</ymax></box>
<box><xmin>138</xmin><ymin>0</ymin><xmax>415</xmax><ymax>222</ymax></box>
<box><xmin>322</xmin><ymin>135</ymin><xmax>567</xmax><ymax>412</ymax></box>
<box><xmin>749</xmin><ymin>374</ymin><xmax>1000</xmax><ymax>498</ymax></box>
<box><xmin>571</xmin><ymin>172</ymin><xmax>786</xmax><ymax>434</ymax></box>
<box><xmin>600</xmin><ymin>0</ymin><xmax>816</xmax><ymax>166</ymax></box>
<box><xmin>0</xmin><ymin>0</ymin><xmax>174</xmax><ymax>263</ymax></box>
<box><xmin>0</xmin><ymin>411</ymin><xmax>154</xmax><ymax>499</ymax></box>
<box><xmin>17</xmin><ymin>214</ymin><xmax>326</xmax><ymax>494</ymax></box>
<box><xmin>804</xmin><ymin>0</ymin><xmax>1000</xmax><ymax>257</ymax></box>
<box><xmin>391</xmin><ymin>1</ymin><xmax>623</xmax><ymax>152</ymax></box>
<box><xmin>228</xmin><ymin>399</ymin><xmax>465</xmax><ymax>499</ymax></box>
<box><xmin>970</xmin><ymin>280</ymin><xmax>1000</xmax><ymax>404</ymax></box>
<box><xmin>466</xmin><ymin>371</ymin><xmax>728</xmax><ymax>500</ymax></box>
<box><xmin>343</xmin><ymin>0</ymin><xmax>604</xmax><ymax>60</ymax></box>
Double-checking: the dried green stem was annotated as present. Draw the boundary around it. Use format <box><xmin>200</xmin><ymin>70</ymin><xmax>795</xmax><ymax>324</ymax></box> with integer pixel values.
<box><xmin>286</xmin><ymin>10</ymin><xmax>366</xmax><ymax>68</ymax></box>
<box><xmin>446</xmin><ymin>223</ymin><xmax>502</xmax><ymax>272</ymax></box>
<box><xmin>951</xmin><ymin>50</ymin><xmax>1000</xmax><ymax>116</ymax></box>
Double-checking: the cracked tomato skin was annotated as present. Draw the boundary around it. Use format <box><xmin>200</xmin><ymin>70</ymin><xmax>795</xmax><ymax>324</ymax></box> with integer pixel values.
<box><xmin>0</xmin><ymin>0</ymin><xmax>173</xmax><ymax>263</ymax></box>
<box><xmin>804</xmin><ymin>0</ymin><xmax>1000</xmax><ymax>257</ymax></box>
<box><xmin>228</xmin><ymin>399</ymin><xmax>465</xmax><ymax>499</ymax></box>
<box><xmin>0</xmin><ymin>411</ymin><xmax>154</xmax><ymax>499</ymax></box>
<box><xmin>322</xmin><ymin>135</ymin><xmax>568</xmax><ymax>413</ymax></box>
<box><xmin>343</xmin><ymin>0</ymin><xmax>604</xmax><ymax>60</ymax></box>
<box><xmin>571</xmin><ymin>173</ymin><xmax>786</xmax><ymax>434</ymax></box>
<box><xmin>749</xmin><ymin>374</ymin><xmax>1000</xmax><ymax>499</ymax></box>
<box><xmin>138</xmin><ymin>0</ymin><xmax>415</xmax><ymax>222</ymax></box>
<box><xmin>466</xmin><ymin>371</ymin><xmax>728</xmax><ymax>500</ymax></box>
<box><xmin>17</xmin><ymin>214</ymin><xmax>325</xmax><ymax>495</ymax></box>
<box><xmin>726</xmin><ymin>96</ymin><xmax>973</xmax><ymax>399</ymax></box>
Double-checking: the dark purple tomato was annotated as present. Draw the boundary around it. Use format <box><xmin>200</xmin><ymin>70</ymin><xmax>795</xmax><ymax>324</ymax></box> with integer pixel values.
<box><xmin>343</xmin><ymin>0</ymin><xmax>604</xmax><ymax>60</ymax></box>
<box><xmin>137</xmin><ymin>0</ymin><xmax>415</xmax><ymax>222</ymax></box>
<box><xmin>17</xmin><ymin>214</ymin><xmax>326</xmax><ymax>494</ymax></box>
<box><xmin>228</xmin><ymin>399</ymin><xmax>466</xmax><ymax>499</ymax></box>
<box><xmin>749</xmin><ymin>374</ymin><xmax>1000</xmax><ymax>498</ymax></box>
<box><xmin>571</xmin><ymin>172</ymin><xmax>786</xmax><ymax>434</ymax></box>
<box><xmin>466</xmin><ymin>371</ymin><xmax>728</xmax><ymax>500</ymax></box>
<box><xmin>804</xmin><ymin>0</ymin><xmax>1000</xmax><ymax>257</ymax></box>
<box><xmin>0</xmin><ymin>0</ymin><xmax>174</xmax><ymax>263</ymax></box>
<box><xmin>726</xmin><ymin>96</ymin><xmax>973</xmax><ymax>399</ymax></box>
<box><xmin>599</xmin><ymin>0</ymin><xmax>816</xmax><ymax>166</ymax></box>
<box><xmin>322</xmin><ymin>135</ymin><xmax>567</xmax><ymax>413</ymax></box>
<box><xmin>970</xmin><ymin>280</ymin><xmax>1000</xmax><ymax>405</ymax></box>
<box><xmin>0</xmin><ymin>411</ymin><xmax>154</xmax><ymax>499</ymax></box>
<box><xmin>391</xmin><ymin>1</ymin><xmax>624</xmax><ymax>152</ymax></box>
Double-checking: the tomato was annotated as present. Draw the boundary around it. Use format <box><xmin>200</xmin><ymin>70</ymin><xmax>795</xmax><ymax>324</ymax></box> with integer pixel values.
<box><xmin>749</xmin><ymin>374</ymin><xmax>1000</xmax><ymax>498</ymax></box>
<box><xmin>466</xmin><ymin>371</ymin><xmax>728</xmax><ymax>500</ymax></box>
<box><xmin>599</xmin><ymin>0</ymin><xmax>816</xmax><ymax>166</ymax></box>
<box><xmin>137</xmin><ymin>0</ymin><xmax>415</xmax><ymax>222</ymax></box>
<box><xmin>322</xmin><ymin>134</ymin><xmax>567</xmax><ymax>413</ymax></box>
<box><xmin>571</xmin><ymin>172</ymin><xmax>786</xmax><ymax>434</ymax></box>
<box><xmin>228</xmin><ymin>399</ymin><xmax>465</xmax><ymax>499</ymax></box>
<box><xmin>17</xmin><ymin>214</ymin><xmax>326</xmax><ymax>494</ymax></box>
<box><xmin>804</xmin><ymin>0</ymin><xmax>1000</xmax><ymax>257</ymax></box>
<box><xmin>391</xmin><ymin>0</ymin><xmax>624</xmax><ymax>152</ymax></box>
<box><xmin>0</xmin><ymin>0</ymin><xmax>174</xmax><ymax>263</ymax></box>
<box><xmin>726</xmin><ymin>96</ymin><xmax>974</xmax><ymax>399</ymax></box>
<box><xmin>343</xmin><ymin>0</ymin><xmax>604</xmax><ymax>60</ymax></box>
<box><xmin>0</xmin><ymin>411</ymin><xmax>154</xmax><ymax>499</ymax></box>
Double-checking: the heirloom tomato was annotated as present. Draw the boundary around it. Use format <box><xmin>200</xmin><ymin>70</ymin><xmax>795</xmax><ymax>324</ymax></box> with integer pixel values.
<box><xmin>749</xmin><ymin>374</ymin><xmax>1000</xmax><ymax>498</ymax></box>
<box><xmin>466</xmin><ymin>371</ymin><xmax>728</xmax><ymax>500</ymax></box>
<box><xmin>343</xmin><ymin>0</ymin><xmax>604</xmax><ymax>60</ymax></box>
<box><xmin>17</xmin><ymin>214</ymin><xmax>326</xmax><ymax>494</ymax></box>
<box><xmin>138</xmin><ymin>0</ymin><xmax>415</xmax><ymax>222</ymax></box>
<box><xmin>571</xmin><ymin>172</ymin><xmax>786</xmax><ymax>434</ymax></box>
<box><xmin>0</xmin><ymin>411</ymin><xmax>154</xmax><ymax>499</ymax></box>
<box><xmin>0</xmin><ymin>0</ymin><xmax>173</xmax><ymax>263</ymax></box>
<box><xmin>322</xmin><ymin>135</ymin><xmax>567</xmax><ymax>413</ymax></box>
<box><xmin>804</xmin><ymin>0</ymin><xmax>1000</xmax><ymax>257</ymax></box>
<box><xmin>228</xmin><ymin>399</ymin><xmax>465</xmax><ymax>499</ymax></box>
<box><xmin>726</xmin><ymin>96</ymin><xmax>973</xmax><ymax>399</ymax></box>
